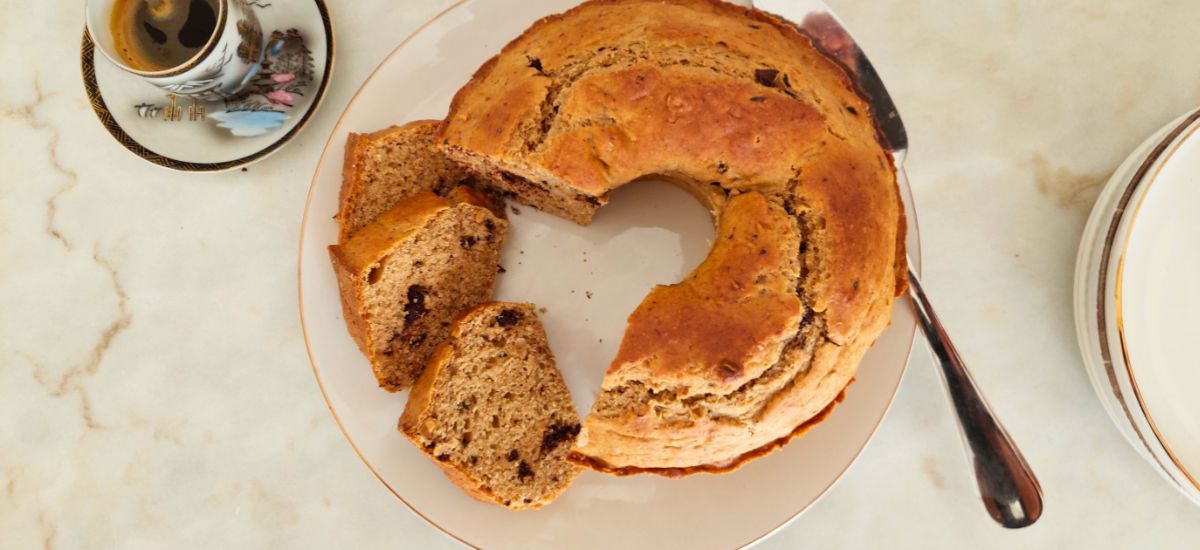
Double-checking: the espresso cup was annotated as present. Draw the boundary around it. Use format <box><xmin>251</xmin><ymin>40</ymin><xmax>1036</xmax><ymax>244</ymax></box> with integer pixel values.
<box><xmin>85</xmin><ymin>0</ymin><xmax>267</xmax><ymax>100</ymax></box>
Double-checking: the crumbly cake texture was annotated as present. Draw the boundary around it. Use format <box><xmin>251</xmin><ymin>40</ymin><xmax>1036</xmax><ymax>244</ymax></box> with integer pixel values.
<box><xmin>439</xmin><ymin>0</ymin><xmax>907</xmax><ymax>474</ymax></box>
<box><xmin>328</xmin><ymin>188</ymin><xmax>508</xmax><ymax>391</ymax></box>
<box><xmin>400</xmin><ymin>302</ymin><xmax>583</xmax><ymax>510</ymax></box>
<box><xmin>336</xmin><ymin>120</ymin><xmax>484</xmax><ymax>243</ymax></box>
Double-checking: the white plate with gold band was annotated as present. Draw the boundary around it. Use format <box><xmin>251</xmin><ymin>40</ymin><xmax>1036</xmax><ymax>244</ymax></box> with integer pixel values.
<box><xmin>1075</xmin><ymin>108</ymin><xmax>1200</xmax><ymax>507</ymax></box>
<box><xmin>298</xmin><ymin>0</ymin><xmax>921</xmax><ymax>548</ymax></box>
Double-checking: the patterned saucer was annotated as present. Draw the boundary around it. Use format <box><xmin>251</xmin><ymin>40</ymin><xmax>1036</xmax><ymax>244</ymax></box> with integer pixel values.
<box><xmin>82</xmin><ymin>0</ymin><xmax>333</xmax><ymax>172</ymax></box>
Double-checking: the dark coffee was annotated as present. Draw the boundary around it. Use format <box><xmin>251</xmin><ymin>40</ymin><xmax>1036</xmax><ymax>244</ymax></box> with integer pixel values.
<box><xmin>110</xmin><ymin>0</ymin><xmax>219</xmax><ymax>71</ymax></box>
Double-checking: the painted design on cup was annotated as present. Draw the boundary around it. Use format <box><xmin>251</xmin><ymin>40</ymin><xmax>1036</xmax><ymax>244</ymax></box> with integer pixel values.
<box><xmin>131</xmin><ymin>27</ymin><xmax>315</xmax><ymax>138</ymax></box>
<box><xmin>87</xmin><ymin>0</ymin><xmax>269</xmax><ymax>101</ymax></box>
<box><xmin>144</xmin><ymin>0</ymin><xmax>264</xmax><ymax>100</ymax></box>
<box><xmin>236</xmin><ymin>8</ymin><xmax>263</xmax><ymax>63</ymax></box>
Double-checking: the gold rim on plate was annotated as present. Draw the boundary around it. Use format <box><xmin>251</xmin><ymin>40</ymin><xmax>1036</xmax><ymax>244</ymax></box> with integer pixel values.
<box><xmin>1095</xmin><ymin>109</ymin><xmax>1200</xmax><ymax>494</ymax></box>
<box><xmin>1110</xmin><ymin>113</ymin><xmax>1200</xmax><ymax>494</ymax></box>
<box><xmin>296</xmin><ymin>1</ymin><xmax>922</xmax><ymax>547</ymax></box>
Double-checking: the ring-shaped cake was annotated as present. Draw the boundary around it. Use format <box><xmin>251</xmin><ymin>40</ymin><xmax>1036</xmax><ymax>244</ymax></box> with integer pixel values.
<box><xmin>438</xmin><ymin>0</ymin><xmax>907</xmax><ymax>475</ymax></box>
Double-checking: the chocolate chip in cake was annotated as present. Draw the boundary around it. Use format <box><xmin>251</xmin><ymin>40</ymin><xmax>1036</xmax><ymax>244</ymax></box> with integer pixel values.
<box><xmin>496</xmin><ymin>309</ymin><xmax>523</xmax><ymax>327</ymax></box>
<box><xmin>755</xmin><ymin>68</ymin><xmax>779</xmax><ymax>87</ymax></box>
<box><xmin>527</xmin><ymin>56</ymin><xmax>545</xmax><ymax>73</ymax></box>
<box><xmin>460</xmin><ymin>235</ymin><xmax>478</xmax><ymax>248</ymax></box>
<box><xmin>404</xmin><ymin>285</ymin><xmax>429</xmax><ymax>324</ymax></box>
<box><xmin>540</xmin><ymin>422</ymin><xmax>582</xmax><ymax>454</ymax></box>
<box><xmin>517</xmin><ymin>461</ymin><xmax>534</xmax><ymax>481</ymax></box>
<box><xmin>437</xmin><ymin>454</ymin><xmax>450</xmax><ymax>462</ymax></box>
<box><xmin>507</xmin><ymin>450</ymin><xmax>519</xmax><ymax>461</ymax></box>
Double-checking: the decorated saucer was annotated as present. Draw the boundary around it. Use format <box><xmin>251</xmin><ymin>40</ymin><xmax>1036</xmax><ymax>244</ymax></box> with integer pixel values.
<box><xmin>82</xmin><ymin>0</ymin><xmax>333</xmax><ymax>172</ymax></box>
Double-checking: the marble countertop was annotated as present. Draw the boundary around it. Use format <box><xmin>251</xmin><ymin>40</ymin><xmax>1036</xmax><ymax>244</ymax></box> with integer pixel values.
<box><xmin>3</xmin><ymin>1</ymin><xmax>1199</xmax><ymax>548</ymax></box>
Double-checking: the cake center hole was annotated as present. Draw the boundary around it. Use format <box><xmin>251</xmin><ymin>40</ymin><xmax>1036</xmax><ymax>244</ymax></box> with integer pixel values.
<box><xmin>492</xmin><ymin>179</ymin><xmax>715</xmax><ymax>412</ymax></box>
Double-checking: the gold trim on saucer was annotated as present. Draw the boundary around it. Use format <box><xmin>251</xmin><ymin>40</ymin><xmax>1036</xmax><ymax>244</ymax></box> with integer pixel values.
<box><xmin>1113</xmin><ymin>118</ymin><xmax>1200</xmax><ymax>494</ymax></box>
<box><xmin>1095</xmin><ymin>109</ymin><xmax>1200</xmax><ymax>494</ymax></box>
<box><xmin>80</xmin><ymin>0</ymin><xmax>334</xmax><ymax>172</ymax></box>
<box><xmin>295</xmin><ymin>2</ymin><xmax>922</xmax><ymax>547</ymax></box>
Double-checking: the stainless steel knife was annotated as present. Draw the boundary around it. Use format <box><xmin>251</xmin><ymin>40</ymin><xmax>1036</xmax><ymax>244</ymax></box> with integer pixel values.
<box><xmin>751</xmin><ymin>0</ymin><xmax>1044</xmax><ymax>529</ymax></box>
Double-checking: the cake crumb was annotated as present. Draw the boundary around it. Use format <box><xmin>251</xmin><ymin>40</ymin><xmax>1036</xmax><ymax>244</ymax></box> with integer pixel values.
<box><xmin>538</xmin><ymin>307</ymin><xmax>548</xmax><ymax>314</ymax></box>
<box><xmin>585</xmin><ymin>291</ymin><xmax>593</xmax><ymax>299</ymax></box>
<box><xmin>511</xmin><ymin>206</ymin><xmax>522</xmax><ymax>215</ymax></box>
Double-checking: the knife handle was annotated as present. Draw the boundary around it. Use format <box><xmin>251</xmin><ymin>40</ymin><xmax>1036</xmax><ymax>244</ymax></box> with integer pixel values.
<box><xmin>907</xmin><ymin>268</ymin><xmax>1044</xmax><ymax>528</ymax></box>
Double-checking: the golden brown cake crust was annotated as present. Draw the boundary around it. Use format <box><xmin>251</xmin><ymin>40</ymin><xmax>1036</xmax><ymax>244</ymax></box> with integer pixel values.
<box><xmin>329</xmin><ymin>188</ymin><xmax>507</xmax><ymax>391</ymax></box>
<box><xmin>569</xmin><ymin>388</ymin><xmax>847</xmax><ymax>477</ymax></box>
<box><xmin>439</xmin><ymin>0</ymin><xmax>907</xmax><ymax>474</ymax></box>
<box><xmin>337</xmin><ymin>120</ymin><xmax>480</xmax><ymax>243</ymax></box>
<box><xmin>606</xmin><ymin>192</ymin><xmax>803</xmax><ymax>395</ymax></box>
<box><xmin>329</xmin><ymin>192</ymin><xmax>451</xmax><ymax>357</ymax></box>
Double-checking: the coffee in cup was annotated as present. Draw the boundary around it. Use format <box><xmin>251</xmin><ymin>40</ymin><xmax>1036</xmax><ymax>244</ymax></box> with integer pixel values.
<box><xmin>110</xmin><ymin>0</ymin><xmax>220</xmax><ymax>72</ymax></box>
<box><xmin>86</xmin><ymin>0</ymin><xmax>267</xmax><ymax>99</ymax></box>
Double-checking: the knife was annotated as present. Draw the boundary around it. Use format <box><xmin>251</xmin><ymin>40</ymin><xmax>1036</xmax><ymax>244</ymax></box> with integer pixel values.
<box><xmin>751</xmin><ymin>0</ymin><xmax>1044</xmax><ymax>529</ymax></box>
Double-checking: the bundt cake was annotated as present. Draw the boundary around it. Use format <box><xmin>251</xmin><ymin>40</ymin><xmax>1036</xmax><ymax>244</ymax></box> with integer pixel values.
<box><xmin>438</xmin><ymin>0</ymin><xmax>907</xmax><ymax>474</ymax></box>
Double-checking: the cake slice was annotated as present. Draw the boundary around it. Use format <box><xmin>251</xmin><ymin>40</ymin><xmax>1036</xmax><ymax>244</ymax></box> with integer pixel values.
<box><xmin>400</xmin><ymin>302</ymin><xmax>582</xmax><ymax>510</ymax></box>
<box><xmin>328</xmin><ymin>187</ymin><xmax>507</xmax><ymax>391</ymax></box>
<box><xmin>336</xmin><ymin>120</ymin><xmax>481</xmax><ymax>243</ymax></box>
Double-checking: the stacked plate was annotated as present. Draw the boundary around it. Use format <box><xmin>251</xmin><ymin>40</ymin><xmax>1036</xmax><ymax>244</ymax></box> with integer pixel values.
<box><xmin>1075</xmin><ymin>108</ymin><xmax>1200</xmax><ymax>506</ymax></box>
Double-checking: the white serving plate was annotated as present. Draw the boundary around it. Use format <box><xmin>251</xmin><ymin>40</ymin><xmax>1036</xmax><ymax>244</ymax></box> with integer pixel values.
<box><xmin>298</xmin><ymin>1</ymin><xmax>921</xmax><ymax>547</ymax></box>
<box><xmin>1075</xmin><ymin>107</ymin><xmax>1200</xmax><ymax>506</ymax></box>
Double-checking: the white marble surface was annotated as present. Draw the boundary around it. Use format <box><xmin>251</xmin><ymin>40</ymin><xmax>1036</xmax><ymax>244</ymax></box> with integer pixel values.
<box><xmin>2</xmin><ymin>0</ymin><xmax>1199</xmax><ymax>548</ymax></box>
